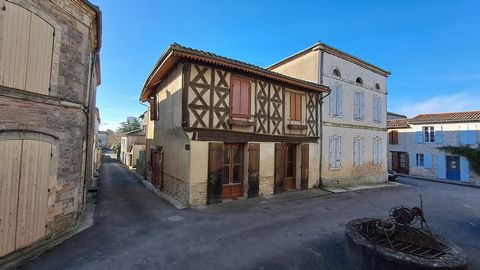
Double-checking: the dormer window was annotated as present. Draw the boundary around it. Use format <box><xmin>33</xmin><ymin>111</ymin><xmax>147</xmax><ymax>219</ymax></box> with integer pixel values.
<box><xmin>332</xmin><ymin>69</ymin><xmax>341</xmax><ymax>78</ymax></box>
<box><xmin>355</xmin><ymin>77</ymin><xmax>363</xmax><ymax>85</ymax></box>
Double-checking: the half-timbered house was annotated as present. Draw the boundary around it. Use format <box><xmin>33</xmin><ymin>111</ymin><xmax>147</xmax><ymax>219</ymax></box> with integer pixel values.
<box><xmin>140</xmin><ymin>44</ymin><xmax>329</xmax><ymax>206</ymax></box>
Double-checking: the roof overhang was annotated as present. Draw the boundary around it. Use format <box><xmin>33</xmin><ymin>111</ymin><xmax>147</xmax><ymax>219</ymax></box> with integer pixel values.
<box><xmin>140</xmin><ymin>45</ymin><xmax>330</xmax><ymax>102</ymax></box>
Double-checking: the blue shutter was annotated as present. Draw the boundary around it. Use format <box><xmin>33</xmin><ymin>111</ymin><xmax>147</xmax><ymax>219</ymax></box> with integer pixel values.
<box><xmin>435</xmin><ymin>128</ymin><xmax>443</xmax><ymax>144</ymax></box>
<box><xmin>460</xmin><ymin>157</ymin><xmax>470</xmax><ymax>182</ymax></box>
<box><xmin>467</xmin><ymin>130</ymin><xmax>476</xmax><ymax>144</ymax></box>
<box><xmin>460</xmin><ymin>130</ymin><xmax>468</xmax><ymax>144</ymax></box>
<box><xmin>424</xmin><ymin>154</ymin><xmax>432</xmax><ymax>169</ymax></box>
<box><xmin>410</xmin><ymin>152</ymin><xmax>416</xmax><ymax>168</ymax></box>
<box><xmin>437</xmin><ymin>155</ymin><xmax>446</xmax><ymax>179</ymax></box>
<box><xmin>416</xmin><ymin>131</ymin><xmax>423</xmax><ymax>144</ymax></box>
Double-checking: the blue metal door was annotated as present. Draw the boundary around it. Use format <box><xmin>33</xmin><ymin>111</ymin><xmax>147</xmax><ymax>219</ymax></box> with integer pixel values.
<box><xmin>446</xmin><ymin>156</ymin><xmax>460</xmax><ymax>180</ymax></box>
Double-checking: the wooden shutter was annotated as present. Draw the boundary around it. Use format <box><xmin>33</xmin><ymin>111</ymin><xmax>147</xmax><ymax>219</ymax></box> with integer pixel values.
<box><xmin>240</xmin><ymin>80</ymin><xmax>250</xmax><ymax>116</ymax></box>
<box><xmin>0</xmin><ymin>140</ymin><xmax>22</xmax><ymax>256</ymax></box>
<box><xmin>274</xmin><ymin>143</ymin><xmax>285</xmax><ymax>194</ymax></box>
<box><xmin>0</xmin><ymin>2</ymin><xmax>54</xmax><ymax>94</ymax></box>
<box><xmin>290</xmin><ymin>93</ymin><xmax>302</xmax><ymax>121</ymax></box>
<box><xmin>149</xmin><ymin>98</ymin><xmax>158</xmax><ymax>121</ymax></box>
<box><xmin>247</xmin><ymin>143</ymin><xmax>260</xmax><ymax>198</ymax></box>
<box><xmin>336</xmin><ymin>87</ymin><xmax>342</xmax><ymax>116</ymax></box>
<box><xmin>207</xmin><ymin>143</ymin><xmax>223</xmax><ymax>204</ymax></box>
<box><xmin>231</xmin><ymin>78</ymin><xmax>241</xmax><ymax>115</ymax></box>
<box><xmin>336</xmin><ymin>137</ymin><xmax>342</xmax><ymax>168</ymax></box>
<box><xmin>300</xmin><ymin>144</ymin><xmax>309</xmax><ymax>190</ymax></box>
<box><xmin>391</xmin><ymin>152</ymin><xmax>399</xmax><ymax>171</ymax></box>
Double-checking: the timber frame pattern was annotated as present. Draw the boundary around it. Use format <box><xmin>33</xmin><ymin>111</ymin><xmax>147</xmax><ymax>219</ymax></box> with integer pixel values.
<box><xmin>183</xmin><ymin>61</ymin><xmax>320</xmax><ymax>140</ymax></box>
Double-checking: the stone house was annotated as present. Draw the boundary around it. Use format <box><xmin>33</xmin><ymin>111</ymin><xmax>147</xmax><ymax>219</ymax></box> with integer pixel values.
<box><xmin>140</xmin><ymin>44</ymin><xmax>329</xmax><ymax>206</ymax></box>
<box><xmin>0</xmin><ymin>0</ymin><xmax>101</xmax><ymax>258</ymax></box>
<box><xmin>269</xmin><ymin>42</ymin><xmax>391</xmax><ymax>187</ymax></box>
<box><xmin>120</xmin><ymin>129</ymin><xmax>146</xmax><ymax>168</ymax></box>
<box><xmin>387</xmin><ymin>111</ymin><xmax>480</xmax><ymax>185</ymax></box>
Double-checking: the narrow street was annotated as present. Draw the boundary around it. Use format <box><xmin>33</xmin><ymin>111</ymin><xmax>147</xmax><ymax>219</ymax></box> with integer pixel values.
<box><xmin>22</xmin><ymin>156</ymin><xmax>480</xmax><ymax>270</ymax></box>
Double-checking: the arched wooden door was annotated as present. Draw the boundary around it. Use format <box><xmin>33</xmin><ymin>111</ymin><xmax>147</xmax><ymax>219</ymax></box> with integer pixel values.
<box><xmin>0</xmin><ymin>140</ymin><xmax>52</xmax><ymax>256</ymax></box>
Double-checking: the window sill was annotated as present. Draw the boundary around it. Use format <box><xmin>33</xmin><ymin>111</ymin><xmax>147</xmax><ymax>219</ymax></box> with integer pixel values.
<box><xmin>229</xmin><ymin>119</ymin><xmax>254</xmax><ymax>127</ymax></box>
<box><xmin>287</xmin><ymin>124</ymin><xmax>307</xmax><ymax>130</ymax></box>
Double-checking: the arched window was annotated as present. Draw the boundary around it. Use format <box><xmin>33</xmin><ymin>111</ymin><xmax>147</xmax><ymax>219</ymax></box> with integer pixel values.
<box><xmin>356</xmin><ymin>77</ymin><xmax>363</xmax><ymax>85</ymax></box>
<box><xmin>332</xmin><ymin>69</ymin><xmax>341</xmax><ymax>78</ymax></box>
<box><xmin>375</xmin><ymin>83</ymin><xmax>380</xmax><ymax>90</ymax></box>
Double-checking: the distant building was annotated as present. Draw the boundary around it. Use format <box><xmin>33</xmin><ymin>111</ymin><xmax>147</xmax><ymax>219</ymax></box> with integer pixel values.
<box><xmin>0</xmin><ymin>0</ymin><xmax>101</xmax><ymax>258</ymax></box>
<box><xmin>120</xmin><ymin>129</ymin><xmax>146</xmax><ymax>168</ymax></box>
<box><xmin>387</xmin><ymin>111</ymin><xmax>407</xmax><ymax>120</ymax></box>
<box><xmin>270</xmin><ymin>42</ymin><xmax>391</xmax><ymax>186</ymax></box>
<box><xmin>97</xmin><ymin>133</ymin><xmax>107</xmax><ymax>148</ymax></box>
<box><xmin>388</xmin><ymin>111</ymin><xmax>480</xmax><ymax>185</ymax></box>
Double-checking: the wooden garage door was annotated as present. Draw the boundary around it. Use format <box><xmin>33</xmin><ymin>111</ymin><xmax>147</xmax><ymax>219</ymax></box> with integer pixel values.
<box><xmin>0</xmin><ymin>140</ymin><xmax>52</xmax><ymax>256</ymax></box>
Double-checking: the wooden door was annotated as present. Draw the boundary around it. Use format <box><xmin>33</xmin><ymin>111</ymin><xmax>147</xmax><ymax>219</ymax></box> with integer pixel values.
<box><xmin>300</xmin><ymin>144</ymin><xmax>309</xmax><ymax>190</ymax></box>
<box><xmin>247</xmin><ymin>143</ymin><xmax>260</xmax><ymax>198</ymax></box>
<box><xmin>0</xmin><ymin>140</ymin><xmax>51</xmax><ymax>256</ymax></box>
<box><xmin>392</xmin><ymin>152</ymin><xmax>409</xmax><ymax>174</ymax></box>
<box><xmin>150</xmin><ymin>148</ymin><xmax>164</xmax><ymax>190</ymax></box>
<box><xmin>207</xmin><ymin>143</ymin><xmax>223</xmax><ymax>204</ymax></box>
<box><xmin>222</xmin><ymin>144</ymin><xmax>244</xmax><ymax>200</ymax></box>
<box><xmin>283</xmin><ymin>144</ymin><xmax>296</xmax><ymax>190</ymax></box>
<box><xmin>274</xmin><ymin>143</ymin><xmax>285</xmax><ymax>194</ymax></box>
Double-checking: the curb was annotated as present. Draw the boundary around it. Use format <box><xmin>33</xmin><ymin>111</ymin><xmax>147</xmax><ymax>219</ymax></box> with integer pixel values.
<box><xmin>398</xmin><ymin>174</ymin><xmax>480</xmax><ymax>189</ymax></box>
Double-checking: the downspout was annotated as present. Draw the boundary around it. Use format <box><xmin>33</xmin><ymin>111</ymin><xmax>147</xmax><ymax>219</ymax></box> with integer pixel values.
<box><xmin>318</xmin><ymin>49</ymin><xmax>331</xmax><ymax>187</ymax></box>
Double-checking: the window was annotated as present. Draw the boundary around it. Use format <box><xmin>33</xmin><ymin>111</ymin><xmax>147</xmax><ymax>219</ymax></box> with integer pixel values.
<box><xmin>375</xmin><ymin>83</ymin><xmax>381</xmax><ymax>90</ymax></box>
<box><xmin>329</xmin><ymin>84</ymin><xmax>342</xmax><ymax>117</ymax></box>
<box><xmin>373</xmin><ymin>96</ymin><xmax>382</xmax><ymax>123</ymax></box>
<box><xmin>230</xmin><ymin>77</ymin><xmax>251</xmax><ymax>118</ymax></box>
<box><xmin>289</xmin><ymin>92</ymin><xmax>303</xmax><ymax>121</ymax></box>
<box><xmin>459</xmin><ymin>125</ymin><xmax>477</xmax><ymax>145</ymax></box>
<box><xmin>0</xmin><ymin>1</ymin><xmax>54</xmax><ymax>95</ymax></box>
<box><xmin>423</xmin><ymin>126</ymin><xmax>435</xmax><ymax>143</ymax></box>
<box><xmin>416</xmin><ymin>153</ymin><xmax>425</xmax><ymax>167</ymax></box>
<box><xmin>329</xmin><ymin>136</ymin><xmax>342</xmax><ymax>169</ymax></box>
<box><xmin>285</xmin><ymin>144</ymin><xmax>296</xmax><ymax>178</ymax></box>
<box><xmin>149</xmin><ymin>97</ymin><xmax>158</xmax><ymax>120</ymax></box>
<box><xmin>356</xmin><ymin>77</ymin><xmax>363</xmax><ymax>85</ymax></box>
<box><xmin>373</xmin><ymin>137</ymin><xmax>382</xmax><ymax>165</ymax></box>
<box><xmin>389</xmin><ymin>130</ymin><xmax>398</xmax><ymax>144</ymax></box>
<box><xmin>354</xmin><ymin>91</ymin><xmax>365</xmax><ymax>120</ymax></box>
<box><xmin>353</xmin><ymin>137</ymin><xmax>365</xmax><ymax>166</ymax></box>
<box><xmin>332</xmin><ymin>69</ymin><xmax>341</xmax><ymax>78</ymax></box>
<box><xmin>222</xmin><ymin>144</ymin><xmax>244</xmax><ymax>185</ymax></box>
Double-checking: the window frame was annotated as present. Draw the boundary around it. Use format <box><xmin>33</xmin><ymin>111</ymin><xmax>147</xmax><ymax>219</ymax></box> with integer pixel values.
<box><xmin>373</xmin><ymin>95</ymin><xmax>382</xmax><ymax>123</ymax></box>
<box><xmin>423</xmin><ymin>126</ymin><xmax>435</xmax><ymax>143</ymax></box>
<box><xmin>389</xmin><ymin>130</ymin><xmax>398</xmax><ymax>144</ymax></box>
<box><xmin>353</xmin><ymin>136</ymin><xmax>365</xmax><ymax>167</ymax></box>
<box><xmin>373</xmin><ymin>137</ymin><xmax>383</xmax><ymax>165</ymax></box>
<box><xmin>354</xmin><ymin>91</ymin><xmax>365</xmax><ymax>120</ymax></box>
<box><xmin>329</xmin><ymin>84</ymin><xmax>343</xmax><ymax>117</ymax></box>
<box><xmin>416</xmin><ymin>153</ymin><xmax>425</xmax><ymax>167</ymax></box>
<box><xmin>329</xmin><ymin>135</ymin><xmax>342</xmax><ymax>169</ymax></box>
<box><xmin>230</xmin><ymin>76</ymin><xmax>251</xmax><ymax>119</ymax></box>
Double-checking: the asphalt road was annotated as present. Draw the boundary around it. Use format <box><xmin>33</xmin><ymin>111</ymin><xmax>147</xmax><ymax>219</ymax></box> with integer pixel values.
<box><xmin>21</xmin><ymin>156</ymin><xmax>480</xmax><ymax>270</ymax></box>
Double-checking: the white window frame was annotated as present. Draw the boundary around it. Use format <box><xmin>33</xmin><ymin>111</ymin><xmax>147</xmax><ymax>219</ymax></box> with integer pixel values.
<box><xmin>329</xmin><ymin>135</ymin><xmax>342</xmax><ymax>169</ymax></box>
<box><xmin>354</xmin><ymin>91</ymin><xmax>365</xmax><ymax>120</ymax></box>
<box><xmin>353</xmin><ymin>136</ymin><xmax>365</xmax><ymax>167</ymax></box>
<box><xmin>373</xmin><ymin>137</ymin><xmax>383</xmax><ymax>165</ymax></box>
<box><xmin>423</xmin><ymin>126</ymin><xmax>435</xmax><ymax>143</ymax></box>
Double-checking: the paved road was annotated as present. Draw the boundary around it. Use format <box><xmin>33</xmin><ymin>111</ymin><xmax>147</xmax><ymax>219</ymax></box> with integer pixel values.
<box><xmin>22</xmin><ymin>157</ymin><xmax>480</xmax><ymax>269</ymax></box>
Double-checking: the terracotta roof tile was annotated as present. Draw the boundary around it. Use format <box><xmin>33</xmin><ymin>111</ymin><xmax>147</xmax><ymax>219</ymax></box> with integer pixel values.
<box><xmin>387</xmin><ymin>119</ymin><xmax>410</xmax><ymax>129</ymax></box>
<box><xmin>409</xmin><ymin>111</ymin><xmax>480</xmax><ymax>124</ymax></box>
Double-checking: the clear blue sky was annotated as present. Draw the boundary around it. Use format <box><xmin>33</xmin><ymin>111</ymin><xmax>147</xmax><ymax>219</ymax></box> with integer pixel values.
<box><xmin>95</xmin><ymin>0</ymin><xmax>480</xmax><ymax>131</ymax></box>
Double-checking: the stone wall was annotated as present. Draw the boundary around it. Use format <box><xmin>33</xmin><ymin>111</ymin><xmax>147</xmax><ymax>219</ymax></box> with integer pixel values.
<box><xmin>0</xmin><ymin>0</ymin><xmax>100</xmax><ymax>254</ymax></box>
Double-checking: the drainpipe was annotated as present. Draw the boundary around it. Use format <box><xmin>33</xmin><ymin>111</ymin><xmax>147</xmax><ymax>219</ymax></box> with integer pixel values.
<box><xmin>318</xmin><ymin>49</ymin><xmax>331</xmax><ymax>187</ymax></box>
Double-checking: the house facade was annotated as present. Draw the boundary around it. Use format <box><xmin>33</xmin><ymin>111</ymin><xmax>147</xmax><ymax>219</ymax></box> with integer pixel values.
<box><xmin>120</xmin><ymin>129</ymin><xmax>146</xmax><ymax>168</ymax></box>
<box><xmin>269</xmin><ymin>42</ymin><xmax>390</xmax><ymax>186</ymax></box>
<box><xmin>0</xmin><ymin>0</ymin><xmax>101</xmax><ymax>258</ymax></box>
<box><xmin>140</xmin><ymin>44</ymin><xmax>329</xmax><ymax>206</ymax></box>
<box><xmin>388</xmin><ymin>111</ymin><xmax>480</xmax><ymax>185</ymax></box>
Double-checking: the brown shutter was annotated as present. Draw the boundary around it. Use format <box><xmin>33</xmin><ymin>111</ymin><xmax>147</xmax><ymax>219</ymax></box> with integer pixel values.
<box><xmin>392</xmin><ymin>131</ymin><xmax>398</xmax><ymax>144</ymax></box>
<box><xmin>274</xmin><ymin>143</ymin><xmax>285</xmax><ymax>194</ymax></box>
<box><xmin>392</xmin><ymin>152</ymin><xmax>399</xmax><ymax>171</ymax></box>
<box><xmin>208</xmin><ymin>143</ymin><xmax>223</xmax><ymax>204</ymax></box>
<box><xmin>240</xmin><ymin>80</ymin><xmax>250</xmax><ymax>116</ymax></box>
<box><xmin>247</xmin><ymin>143</ymin><xmax>260</xmax><ymax>198</ymax></box>
<box><xmin>296</xmin><ymin>94</ymin><xmax>302</xmax><ymax>120</ymax></box>
<box><xmin>301</xmin><ymin>144</ymin><xmax>309</xmax><ymax>190</ymax></box>
<box><xmin>290</xmin><ymin>93</ymin><xmax>295</xmax><ymax>120</ymax></box>
<box><xmin>150</xmin><ymin>98</ymin><xmax>158</xmax><ymax>121</ymax></box>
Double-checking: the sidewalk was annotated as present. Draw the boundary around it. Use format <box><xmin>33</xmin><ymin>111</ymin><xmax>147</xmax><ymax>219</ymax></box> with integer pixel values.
<box><xmin>398</xmin><ymin>174</ymin><xmax>480</xmax><ymax>189</ymax></box>
<box><xmin>322</xmin><ymin>181</ymin><xmax>404</xmax><ymax>194</ymax></box>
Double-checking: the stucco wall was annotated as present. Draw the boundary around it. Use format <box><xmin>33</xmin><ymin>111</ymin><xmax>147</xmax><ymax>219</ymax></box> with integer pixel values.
<box><xmin>322</xmin><ymin>125</ymin><xmax>387</xmax><ymax>186</ymax></box>
<box><xmin>151</xmin><ymin>63</ymin><xmax>191</xmax><ymax>206</ymax></box>
<box><xmin>270</xmin><ymin>49</ymin><xmax>319</xmax><ymax>83</ymax></box>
